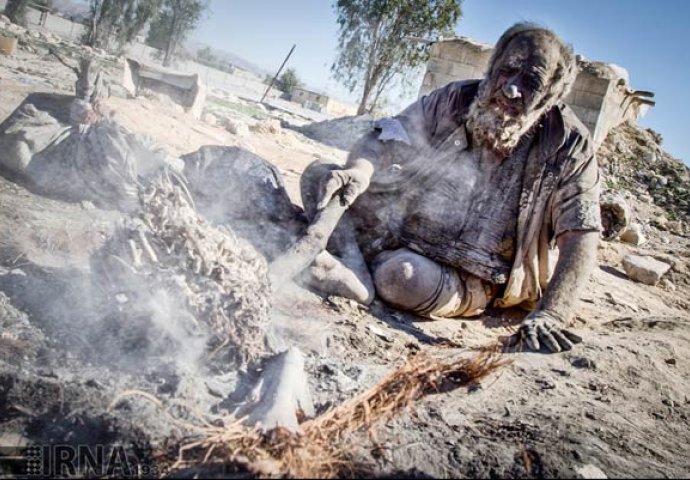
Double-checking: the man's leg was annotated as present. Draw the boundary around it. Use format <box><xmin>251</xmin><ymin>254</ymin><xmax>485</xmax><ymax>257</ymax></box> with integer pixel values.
<box><xmin>299</xmin><ymin>160</ymin><xmax>375</xmax><ymax>305</ymax></box>
<box><xmin>371</xmin><ymin>248</ymin><xmax>493</xmax><ymax>318</ymax></box>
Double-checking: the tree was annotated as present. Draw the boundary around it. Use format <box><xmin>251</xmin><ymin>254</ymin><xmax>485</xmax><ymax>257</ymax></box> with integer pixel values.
<box><xmin>4</xmin><ymin>0</ymin><xmax>30</xmax><ymax>26</ymax></box>
<box><xmin>83</xmin><ymin>0</ymin><xmax>161</xmax><ymax>53</ymax></box>
<box><xmin>332</xmin><ymin>0</ymin><xmax>462</xmax><ymax>115</ymax></box>
<box><xmin>197</xmin><ymin>45</ymin><xmax>216</xmax><ymax>63</ymax></box>
<box><xmin>278</xmin><ymin>68</ymin><xmax>302</xmax><ymax>96</ymax></box>
<box><xmin>145</xmin><ymin>0</ymin><xmax>208</xmax><ymax>67</ymax></box>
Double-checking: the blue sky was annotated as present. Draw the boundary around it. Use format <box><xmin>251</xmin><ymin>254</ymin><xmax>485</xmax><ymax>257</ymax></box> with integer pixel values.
<box><xmin>192</xmin><ymin>0</ymin><xmax>689</xmax><ymax>165</ymax></box>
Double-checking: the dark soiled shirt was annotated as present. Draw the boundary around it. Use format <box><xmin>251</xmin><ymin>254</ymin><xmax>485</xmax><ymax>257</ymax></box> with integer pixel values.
<box><xmin>348</xmin><ymin>80</ymin><xmax>601</xmax><ymax>290</ymax></box>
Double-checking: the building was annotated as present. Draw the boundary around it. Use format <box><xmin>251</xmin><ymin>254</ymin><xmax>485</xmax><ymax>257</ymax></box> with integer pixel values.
<box><xmin>290</xmin><ymin>87</ymin><xmax>358</xmax><ymax>118</ymax></box>
<box><xmin>419</xmin><ymin>37</ymin><xmax>655</xmax><ymax>147</ymax></box>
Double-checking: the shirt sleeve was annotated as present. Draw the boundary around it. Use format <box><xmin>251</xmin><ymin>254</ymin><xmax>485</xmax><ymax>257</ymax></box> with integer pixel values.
<box><xmin>551</xmin><ymin>133</ymin><xmax>602</xmax><ymax>238</ymax></box>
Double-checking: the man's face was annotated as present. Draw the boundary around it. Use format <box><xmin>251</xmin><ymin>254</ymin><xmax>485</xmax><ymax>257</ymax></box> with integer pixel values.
<box><xmin>467</xmin><ymin>32</ymin><xmax>562</xmax><ymax>157</ymax></box>
<box><xmin>488</xmin><ymin>35</ymin><xmax>560</xmax><ymax>119</ymax></box>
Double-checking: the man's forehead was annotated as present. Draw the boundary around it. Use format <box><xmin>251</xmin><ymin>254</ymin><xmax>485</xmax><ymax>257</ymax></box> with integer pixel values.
<box><xmin>496</xmin><ymin>34</ymin><xmax>559</xmax><ymax>70</ymax></box>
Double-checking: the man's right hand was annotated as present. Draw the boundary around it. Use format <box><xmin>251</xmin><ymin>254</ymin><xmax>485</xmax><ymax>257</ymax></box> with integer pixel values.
<box><xmin>317</xmin><ymin>167</ymin><xmax>371</xmax><ymax>210</ymax></box>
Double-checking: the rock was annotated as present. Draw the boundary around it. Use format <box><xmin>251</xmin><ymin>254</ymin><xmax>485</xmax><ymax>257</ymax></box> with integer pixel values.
<box><xmin>0</xmin><ymin>15</ymin><xmax>11</xmax><ymax>24</ymax></box>
<box><xmin>599</xmin><ymin>194</ymin><xmax>630</xmax><ymax>240</ymax></box>
<box><xmin>203</xmin><ymin>112</ymin><xmax>218</xmax><ymax>126</ymax></box>
<box><xmin>622</xmin><ymin>255</ymin><xmax>671</xmax><ymax>285</ymax></box>
<box><xmin>224</xmin><ymin>117</ymin><xmax>249</xmax><ymax>136</ymax></box>
<box><xmin>251</xmin><ymin>119</ymin><xmax>282</xmax><ymax>135</ymax></box>
<box><xmin>298</xmin><ymin>115</ymin><xmax>375</xmax><ymax>151</ymax></box>
<box><xmin>367</xmin><ymin>324</ymin><xmax>393</xmax><ymax>343</ymax></box>
<box><xmin>642</xmin><ymin>149</ymin><xmax>657</xmax><ymax>163</ymax></box>
<box><xmin>570</xmin><ymin>357</ymin><xmax>597</xmax><ymax>370</ymax></box>
<box><xmin>619</xmin><ymin>223</ymin><xmax>646</xmax><ymax>246</ymax></box>
<box><xmin>576</xmin><ymin>464</ymin><xmax>607</xmax><ymax>479</ymax></box>
<box><xmin>660</xmin><ymin>278</ymin><xmax>676</xmax><ymax>292</ymax></box>
<box><xmin>667</xmin><ymin>221</ymin><xmax>685</xmax><ymax>235</ymax></box>
<box><xmin>660</xmin><ymin>236</ymin><xmax>671</xmax><ymax>245</ymax></box>
<box><xmin>653</xmin><ymin>215</ymin><xmax>668</xmax><ymax>231</ymax></box>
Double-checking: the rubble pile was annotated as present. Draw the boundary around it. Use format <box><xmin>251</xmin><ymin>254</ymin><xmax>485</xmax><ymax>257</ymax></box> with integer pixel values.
<box><xmin>598</xmin><ymin>121</ymin><xmax>690</xmax><ymax>235</ymax></box>
<box><xmin>296</xmin><ymin>114</ymin><xmax>374</xmax><ymax>151</ymax></box>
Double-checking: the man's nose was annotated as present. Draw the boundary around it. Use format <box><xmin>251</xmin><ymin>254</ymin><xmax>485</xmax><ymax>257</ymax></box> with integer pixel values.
<box><xmin>502</xmin><ymin>80</ymin><xmax>522</xmax><ymax>100</ymax></box>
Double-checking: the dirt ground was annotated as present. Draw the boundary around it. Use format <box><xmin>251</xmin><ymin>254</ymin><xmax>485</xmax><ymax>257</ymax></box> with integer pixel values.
<box><xmin>1</xmin><ymin>37</ymin><xmax>689</xmax><ymax>479</ymax></box>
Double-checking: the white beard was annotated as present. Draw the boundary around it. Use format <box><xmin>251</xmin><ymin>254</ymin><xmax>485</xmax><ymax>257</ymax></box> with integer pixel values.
<box><xmin>466</xmin><ymin>81</ymin><xmax>549</xmax><ymax>158</ymax></box>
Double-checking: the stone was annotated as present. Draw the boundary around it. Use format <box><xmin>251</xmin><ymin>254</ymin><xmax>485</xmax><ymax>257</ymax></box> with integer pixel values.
<box><xmin>622</xmin><ymin>255</ymin><xmax>671</xmax><ymax>285</ymax></box>
<box><xmin>599</xmin><ymin>194</ymin><xmax>630</xmax><ymax>240</ymax></box>
<box><xmin>642</xmin><ymin>149</ymin><xmax>657</xmax><ymax>163</ymax></box>
<box><xmin>660</xmin><ymin>278</ymin><xmax>676</xmax><ymax>292</ymax></box>
<box><xmin>653</xmin><ymin>215</ymin><xmax>668</xmax><ymax>231</ymax></box>
<box><xmin>0</xmin><ymin>15</ymin><xmax>11</xmax><ymax>24</ymax></box>
<box><xmin>576</xmin><ymin>464</ymin><xmax>607</xmax><ymax>479</ymax></box>
<box><xmin>570</xmin><ymin>356</ymin><xmax>597</xmax><ymax>370</ymax></box>
<box><xmin>619</xmin><ymin>223</ymin><xmax>646</xmax><ymax>246</ymax></box>
<box><xmin>203</xmin><ymin>112</ymin><xmax>218</xmax><ymax>126</ymax></box>
<box><xmin>224</xmin><ymin>117</ymin><xmax>249</xmax><ymax>136</ymax></box>
<box><xmin>667</xmin><ymin>221</ymin><xmax>685</xmax><ymax>235</ymax></box>
<box><xmin>251</xmin><ymin>119</ymin><xmax>282</xmax><ymax>135</ymax></box>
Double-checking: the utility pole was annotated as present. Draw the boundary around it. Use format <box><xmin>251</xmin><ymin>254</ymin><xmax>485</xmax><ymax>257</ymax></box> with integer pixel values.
<box><xmin>260</xmin><ymin>44</ymin><xmax>296</xmax><ymax>104</ymax></box>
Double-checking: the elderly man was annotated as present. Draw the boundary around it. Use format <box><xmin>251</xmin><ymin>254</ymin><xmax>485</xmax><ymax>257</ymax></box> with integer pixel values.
<box><xmin>300</xmin><ymin>23</ymin><xmax>601</xmax><ymax>353</ymax></box>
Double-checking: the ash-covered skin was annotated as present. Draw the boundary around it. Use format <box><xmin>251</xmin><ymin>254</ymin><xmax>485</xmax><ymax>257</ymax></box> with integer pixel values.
<box><xmin>307</xmin><ymin>23</ymin><xmax>598</xmax><ymax>353</ymax></box>
<box><xmin>467</xmin><ymin>26</ymin><xmax>577</xmax><ymax>159</ymax></box>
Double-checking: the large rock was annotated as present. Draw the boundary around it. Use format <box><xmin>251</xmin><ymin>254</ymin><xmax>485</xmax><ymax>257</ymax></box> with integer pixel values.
<box><xmin>224</xmin><ymin>117</ymin><xmax>249</xmax><ymax>136</ymax></box>
<box><xmin>622</xmin><ymin>255</ymin><xmax>671</xmax><ymax>285</ymax></box>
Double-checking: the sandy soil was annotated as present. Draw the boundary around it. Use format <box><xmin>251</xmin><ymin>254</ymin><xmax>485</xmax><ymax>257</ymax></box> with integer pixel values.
<box><xmin>0</xmin><ymin>35</ymin><xmax>689</xmax><ymax>479</ymax></box>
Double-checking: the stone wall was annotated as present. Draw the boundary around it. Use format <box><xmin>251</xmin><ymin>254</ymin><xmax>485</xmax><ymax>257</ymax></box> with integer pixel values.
<box><xmin>419</xmin><ymin>37</ymin><xmax>654</xmax><ymax>148</ymax></box>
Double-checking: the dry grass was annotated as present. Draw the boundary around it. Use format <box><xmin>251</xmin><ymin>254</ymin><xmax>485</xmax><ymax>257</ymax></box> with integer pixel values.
<box><xmin>121</xmin><ymin>346</ymin><xmax>508</xmax><ymax>478</ymax></box>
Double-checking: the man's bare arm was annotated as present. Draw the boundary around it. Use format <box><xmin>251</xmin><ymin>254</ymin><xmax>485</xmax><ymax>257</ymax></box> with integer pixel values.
<box><xmin>519</xmin><ymin>230</ymin><xmax>599</xmax><ymax>352</ymax></box>
<box><xmin>316</xmin><ymin>135</ymin><xmax>378</xmax><ymax>209</ymax></box>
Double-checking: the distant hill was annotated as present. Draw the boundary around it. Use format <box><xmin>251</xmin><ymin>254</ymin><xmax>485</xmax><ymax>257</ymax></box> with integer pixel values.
<box><xmin>186</xmin><ymin>41</ymin><xmax>272</xmax><ymax>78</ymax></box>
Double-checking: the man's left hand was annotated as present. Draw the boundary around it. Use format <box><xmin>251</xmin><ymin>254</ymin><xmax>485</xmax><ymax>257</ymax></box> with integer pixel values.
<box><xmin>517</xmin><ymin>310</ymin><xmax>583</xmax><ymax>353</ymax></box>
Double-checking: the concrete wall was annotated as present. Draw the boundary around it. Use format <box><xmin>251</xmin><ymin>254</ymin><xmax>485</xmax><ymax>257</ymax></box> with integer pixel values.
<box><xmin>419</xmin><ymin>38</ymin><xmax>493</xmax><ymax>96</ymax></box>
<box><xmin>325</xmin><ymin>97</ymin><xmax>358</xmax><ymax>117</ymax></box>
<box><xmin>418</xmin><ymin>37</ymin><xmax>652</xmax><ymax>147</ymax></box>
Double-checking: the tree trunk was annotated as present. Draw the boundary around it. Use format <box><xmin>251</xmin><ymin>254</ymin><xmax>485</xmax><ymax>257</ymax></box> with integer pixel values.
<box><xmin>356</xmin><ymin>83</ymin><xmax>372</xmax><ymax>116</ymax></box>
<box><xmin>163</xmin><ymin>13</ymin><xmax>177</xmax><ymax>67</ymax></box>
<box><xmin>5</xmin><ymin>0</ymin><xmax>30</xmax><ymax>27</ymax></box>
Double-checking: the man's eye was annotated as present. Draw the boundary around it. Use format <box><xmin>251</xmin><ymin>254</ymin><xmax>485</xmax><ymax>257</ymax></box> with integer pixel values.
<box><xmin>524</xmin><ymin>76</ymin><xmax>542</xmax><ymax>90</ymax></box>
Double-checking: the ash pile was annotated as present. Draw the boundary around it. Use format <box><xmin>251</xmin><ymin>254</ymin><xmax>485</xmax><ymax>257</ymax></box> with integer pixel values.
<box><xmin>0</xmin><ymin>59</ymin><xmax>315</xmax><ymax>473</ymax></box>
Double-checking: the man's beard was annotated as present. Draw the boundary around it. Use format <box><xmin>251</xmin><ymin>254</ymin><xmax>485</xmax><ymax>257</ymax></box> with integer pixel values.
<box><xmin>466</xmin><ymin>81</ymin><xmax>548</xmax><ymax>158</ymax></box>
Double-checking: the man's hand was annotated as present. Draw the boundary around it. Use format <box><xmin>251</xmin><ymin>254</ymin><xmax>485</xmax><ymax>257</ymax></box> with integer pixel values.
<box><xmin>317</xmin><ymin>167</ymin><xmax>371</xmax><ymax>210</ymax></box>
<box><xmin>518</xmin><ymin>310</ymin><xmax>583</xmax><ymax>353</ymax></box>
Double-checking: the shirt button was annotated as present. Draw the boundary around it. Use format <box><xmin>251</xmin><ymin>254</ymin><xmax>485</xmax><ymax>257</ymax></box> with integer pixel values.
<box><xmin>454</xmin><ymin>140</ymin><xmax>461</xmax><ymax>146</ymax></box>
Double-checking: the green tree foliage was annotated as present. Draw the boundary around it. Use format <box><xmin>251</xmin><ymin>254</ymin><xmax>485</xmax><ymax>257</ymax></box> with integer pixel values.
<box><xmin>83</xmin><ymin>0</ymin><xmax>161</xmax><ymax>53</ymax></box>
<box><xmin>332</xmin><ymin>0</ymin><xmax>462</xmax><ymax>115</ymax></box>
<box><xmin>278</xmin><ymin>68</ymin><xmax>302</xmax><ymax>95</ymax></box>
<box><xmin>4</xmin><ymin>0</ymin><xmax>30</xmax><ymax>26</ymax></box>
<box><xmin>197</xmin><ymin>45</ymin><xmax>216</xmax><ymax>63</ymax></box>
<box><xmin>146</xmin><ymin>0</ymin><xmax>208</xmax><ymax>67</ymax></box>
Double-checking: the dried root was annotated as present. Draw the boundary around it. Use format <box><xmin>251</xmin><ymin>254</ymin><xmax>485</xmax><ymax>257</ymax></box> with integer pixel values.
<box><xmin>91</xmin><ymin>168</ymin><xmax>273</xmax><ymax>368</ymax></box>
<box><xmin>119</xmin><ymin>346</ymin><xmax>506</xmax><ymax>478</ymax></box>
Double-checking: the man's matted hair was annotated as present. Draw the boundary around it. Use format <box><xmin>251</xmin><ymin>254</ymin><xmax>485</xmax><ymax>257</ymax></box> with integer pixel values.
<box><xmin>486</xmin><ymin>22</ymin><xmax>578</xmax><ymax>107</ymax></box>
